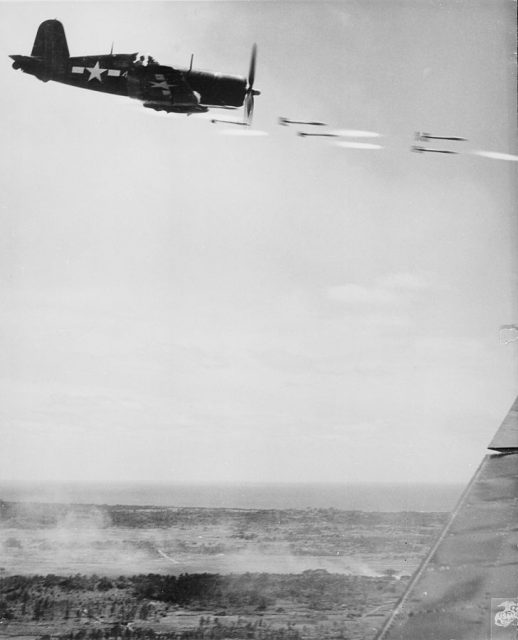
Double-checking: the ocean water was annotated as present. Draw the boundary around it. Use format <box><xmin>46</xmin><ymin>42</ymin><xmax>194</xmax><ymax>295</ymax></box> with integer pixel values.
<box><xmin>0</xmin><ymin>482</ymin><xmax>463</xmax><ymax>512</ymax></box>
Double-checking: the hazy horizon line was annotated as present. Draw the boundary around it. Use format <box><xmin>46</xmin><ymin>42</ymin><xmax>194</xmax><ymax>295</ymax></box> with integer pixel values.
<box><xmin>0</xmin><ymin>480</ymin><xmax>465</xmax><ymax>487</ymax></box>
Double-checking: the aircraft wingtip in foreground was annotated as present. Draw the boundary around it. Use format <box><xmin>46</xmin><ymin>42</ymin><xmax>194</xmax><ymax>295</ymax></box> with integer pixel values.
<box><xmin>375</xmin><ymin>394</ymin><xmax>518</xmax><ymax>640</ymax></box>
<box><xmin>11</xmin><ymin>19</ymin><xmax>260</xmax><ymax>124</ymax></box>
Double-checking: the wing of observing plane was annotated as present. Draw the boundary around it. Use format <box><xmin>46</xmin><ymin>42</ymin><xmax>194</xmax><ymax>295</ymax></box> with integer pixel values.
<box><xmin>375</xmin><ymin>395</ymin><xmax>518</xmax><ymax>640</ymax></box>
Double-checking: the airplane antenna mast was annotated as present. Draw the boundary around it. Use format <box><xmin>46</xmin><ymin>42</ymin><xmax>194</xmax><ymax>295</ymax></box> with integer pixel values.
<box><xmin>110</xmin><ymin>41</ymin><xmax>114</xmax><ymax>56</ymax></box>
<box><xmin>189</xmin><ymin>54</ymin><xmax>194</xmax><ymax>73</ymax></box>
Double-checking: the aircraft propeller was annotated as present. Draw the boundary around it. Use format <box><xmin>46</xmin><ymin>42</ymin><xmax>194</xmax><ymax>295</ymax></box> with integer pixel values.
<box><xmin>244</xmin><ymin>44</ymin><xmax>259</xmax><ymax>125</ymax></box>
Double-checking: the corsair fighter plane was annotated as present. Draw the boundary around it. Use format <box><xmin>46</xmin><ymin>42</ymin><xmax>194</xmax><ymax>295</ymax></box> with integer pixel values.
<box><xmin>10</xmin><ymin>20</ymin><xmax>259</xmax><ymax>123</ymax></box>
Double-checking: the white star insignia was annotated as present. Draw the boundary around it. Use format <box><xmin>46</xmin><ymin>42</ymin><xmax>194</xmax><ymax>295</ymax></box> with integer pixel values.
<box><xmin>86</xmin><ymin>61</ymin><xmax>107</xmax><ymax>82</ymax></box>
<box><xmin>150</xmin><ymin>80</ymin><xmax>170</xmax><ymax>91</ymax></box>
<box><xmin>150</xmin><ymin>75</ymin><xmax>172</xmax><ymax>96</ymax></box>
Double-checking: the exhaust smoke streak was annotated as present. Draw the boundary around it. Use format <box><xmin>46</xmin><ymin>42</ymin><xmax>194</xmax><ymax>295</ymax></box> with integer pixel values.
<box><xmin>471</xmin><ymin>150</ymin><xmax>518</xmax><ymax>162</ymax></box>
<box><xmin>332</xmin><ymin>130</ymin><xmax>382</xmax><ymax>138</ymax></box>
<box><xmin>335</xmin><ymin>141</ymin><xmax>384</xmax><ymax>150</ymax></box>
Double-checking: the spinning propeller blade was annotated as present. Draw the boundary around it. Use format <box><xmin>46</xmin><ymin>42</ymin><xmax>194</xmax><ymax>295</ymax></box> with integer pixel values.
<box><xmin>244</xmin><ymin>44</ymin><xmax>259</xmax><ymax>125</ymax></box>
<box><xmin>248</xmin><ymin>43</ymin><xmax>256</xmax><ymax>89</ymax></box>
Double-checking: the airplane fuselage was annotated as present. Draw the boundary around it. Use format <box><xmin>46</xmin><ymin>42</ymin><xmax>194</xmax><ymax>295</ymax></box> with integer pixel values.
<box><xmin>11</xmin><ymin>52</ymin><xmax>247</xmax><ymax>112</ymax></box>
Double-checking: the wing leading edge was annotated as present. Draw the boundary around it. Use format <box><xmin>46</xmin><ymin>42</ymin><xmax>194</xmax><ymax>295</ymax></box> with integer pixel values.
<box><xmin>375</xmin><ymin>396</ymin><xmax>518</xmax><ymax>640</ymax></box>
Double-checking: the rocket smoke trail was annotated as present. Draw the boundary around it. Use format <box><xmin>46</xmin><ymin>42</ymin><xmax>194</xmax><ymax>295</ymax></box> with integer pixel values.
<box><xmin>471</xmin><ymin>150</ymin><xmax>518</xmax><ymax>161</ymax></box>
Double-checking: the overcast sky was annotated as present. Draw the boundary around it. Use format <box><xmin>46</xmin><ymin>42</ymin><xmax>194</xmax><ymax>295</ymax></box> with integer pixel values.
<box><xmin>1</xmin><ymin>0</ymin><xmax>517</xmax><ymax>486</ymax></box>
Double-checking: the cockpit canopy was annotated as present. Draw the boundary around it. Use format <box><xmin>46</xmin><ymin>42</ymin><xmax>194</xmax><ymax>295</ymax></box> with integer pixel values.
<box><xmin>133</xmin><ymin>53</ymin><xmax>159</xmax><ymax>67</ymax></box>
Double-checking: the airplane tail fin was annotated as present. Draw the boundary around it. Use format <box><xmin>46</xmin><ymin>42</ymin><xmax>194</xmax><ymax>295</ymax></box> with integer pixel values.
<box><xmin>31</xmin><ymin>20</ymin><xmax>69</xmax><ymax>75</ymax></box>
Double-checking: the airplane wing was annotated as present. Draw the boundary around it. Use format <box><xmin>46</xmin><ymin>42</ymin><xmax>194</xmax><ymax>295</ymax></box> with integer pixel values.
<box><xmin>129</xmin><ymin>65</ymin><xmax>207</xmax><ymax>113</ymax></box>
<box><xmin>375</xmin><ymin>395</ymin><xmax>518</xmax><ymax>640</ymax></box>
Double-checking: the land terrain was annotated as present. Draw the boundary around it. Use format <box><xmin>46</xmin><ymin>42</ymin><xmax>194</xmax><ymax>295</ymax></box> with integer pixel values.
<box><xmin>0</xmin><ymin>501</ymin><xmax>447</xmax><ymax>640</ymax></box>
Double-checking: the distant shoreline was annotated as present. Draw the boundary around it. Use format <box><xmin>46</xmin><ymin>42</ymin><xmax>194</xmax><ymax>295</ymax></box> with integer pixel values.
<box><xmin>0</xmin><ymin>482</ymin><xmax>464</xmax><ymax>512</ymax></box>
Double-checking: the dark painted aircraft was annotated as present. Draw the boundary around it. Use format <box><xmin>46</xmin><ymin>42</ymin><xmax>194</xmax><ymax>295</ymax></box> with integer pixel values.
<box><xmin>412</xmin><ymin>145</ymin><xmax>458</xmax><ymax>154</ymax></box>
<box><xmin>415</xmin><ymin>131</ymin><xmax>468</xmax><ymax>142</ymax></box>
<box><xmin>10</xmin><ymin>20</ymin><xmax>260</xmax><ymax>123</ymax></box>
<box><xmin>279</xmin><ymin>116</ymin><xmax>327</xmax><ymax>127</ymax></box>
